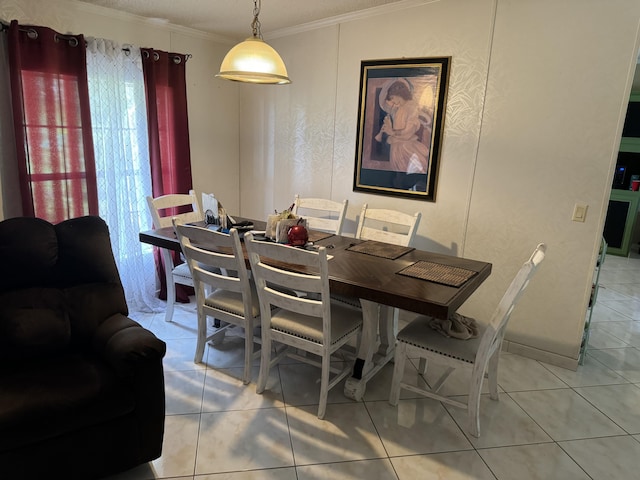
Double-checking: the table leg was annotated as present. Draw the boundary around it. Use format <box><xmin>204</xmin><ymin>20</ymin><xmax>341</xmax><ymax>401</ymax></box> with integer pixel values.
<box><xmin>344</xmin><ymin>300</ymin><xmax>396</xmax><ymax>401</ymax></box>
<box><xmin>377</xmin><ymin>305</ymin><xmax>398</xmax><ymax>357</ymax></box>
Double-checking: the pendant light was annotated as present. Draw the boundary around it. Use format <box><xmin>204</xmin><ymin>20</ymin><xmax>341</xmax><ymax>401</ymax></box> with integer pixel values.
<box><xmin>216</xmin><ymin>0</ymin><xmax>291</xmax><ymax>85</ymax></box>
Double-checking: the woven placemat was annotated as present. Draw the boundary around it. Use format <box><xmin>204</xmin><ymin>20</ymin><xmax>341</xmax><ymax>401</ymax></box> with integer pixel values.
<box><xmin>347</xmin><ymin>240</ymin><xmax>414</xmax><ymax>260</ymax></box>
<box><xmin>397</xmin><ymin>261</ymin><xmax>478</xmax><ymax>287</ymax></box>
<box><xmin>308</xmin><ymin>231</ymin><xmax>334</xmax><ymax>242</ymax></box>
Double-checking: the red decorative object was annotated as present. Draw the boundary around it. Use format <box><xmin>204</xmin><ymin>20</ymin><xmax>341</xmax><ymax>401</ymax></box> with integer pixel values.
<box><xmin>287</xmin><ymin>224</ymin><xmax>308</xmax><ymax>246</ymax></box>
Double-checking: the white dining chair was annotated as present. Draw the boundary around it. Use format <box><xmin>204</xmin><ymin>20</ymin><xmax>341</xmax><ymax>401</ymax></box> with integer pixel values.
<box><xmin>244</xmin><ymin>232</ymin><xmax>363</xmax><ymax>419</ymax></box>
<box><xmin>389</xmin><ymin>243</ymin><xmax>546</xmax><ymax>437</ymax></box>
<box><xmin>173</xmin><ymin>219</ymin><xmax>261</xmax><ymax>384</ymax></box>
<box><xmin>335</xmin><ymin>203</ymin><xmax>422</xmax><ymax>316</ymax></box>
<box><xmin>292</xmin><ymin>194</ymin><xmax>348</xmax><ymax>235</ymax></box>
<box><xmin>355</xmin><ymin>203</ymin><xmax>421</xmax><ymax>247</ymax></box>
<box><xmin>146</xmin><ymin>190</ymin><xmax>202</xmax><ymax>322</ymax></box>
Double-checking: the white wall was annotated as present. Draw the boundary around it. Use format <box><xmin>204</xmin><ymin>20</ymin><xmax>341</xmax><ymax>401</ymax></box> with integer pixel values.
<box><xmin>239</xmin><ymin>0</ymin><xmax>640</xmax><ymax>368</ymax></box>
<box><xmin>0</xmin><ymin>0</ymin><xmax>242</xmax><ymax>215</ymax></box>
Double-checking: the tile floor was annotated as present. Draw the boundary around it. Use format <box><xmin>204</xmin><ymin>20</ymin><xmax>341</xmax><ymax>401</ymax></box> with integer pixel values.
<box><xmin>106</xmin><ymin>250</ymin><xmax>640</xmax><ymax>480</ymax></box>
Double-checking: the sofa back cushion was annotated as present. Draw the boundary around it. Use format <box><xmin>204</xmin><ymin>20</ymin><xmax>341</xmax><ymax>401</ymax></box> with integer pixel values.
<box><xmin>0</xmin><ymin>288</ymin><xmax>70</xmax><ymax>359</ymax></box>
<box><xmin>0</xmin><ymin>216</ymin><xmax>128</xmax><ymax>351</ymax></box>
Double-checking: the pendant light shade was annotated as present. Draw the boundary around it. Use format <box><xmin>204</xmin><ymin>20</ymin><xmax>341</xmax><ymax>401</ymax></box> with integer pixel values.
<box><xmin>216</xmin><ymin>0</ymin><xmax>291</xmax><ymax>85</ymax></box>
<box><xmin>217</xmin><ymin>37</ymin><xmax>290</xmax><ymax>84</ymax></box>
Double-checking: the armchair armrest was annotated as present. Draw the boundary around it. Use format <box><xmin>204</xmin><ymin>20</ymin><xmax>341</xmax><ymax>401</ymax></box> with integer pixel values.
<box><xmin>92</xmin><ymin>313</ymin><xmax>166</xmax><ymax>377</ymax></box>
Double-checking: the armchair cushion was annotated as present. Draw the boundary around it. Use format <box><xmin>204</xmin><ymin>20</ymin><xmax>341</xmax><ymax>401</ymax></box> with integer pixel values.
<box><xmin>0</xmin><ymin>288</ymin><xmax>69</xmax><ymax>359</ymax></box>
<box><xmin>0</xmin><ymin>307</ymin><xmax>70</xmax><ymax>359</ymax></box>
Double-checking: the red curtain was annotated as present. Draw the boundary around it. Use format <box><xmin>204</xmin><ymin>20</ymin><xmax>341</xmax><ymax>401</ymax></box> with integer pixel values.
<box><xmin>142</xmin><ymin>48</ymin><xmax>194</xmax><ymax>302</ymax></box>
<box><xmin>7</xmin><ymin>21</ymin><xmax>97</xmax><ymax>223</ymax></box>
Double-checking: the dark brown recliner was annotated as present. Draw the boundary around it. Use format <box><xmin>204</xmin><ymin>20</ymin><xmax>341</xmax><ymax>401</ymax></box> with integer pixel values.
<box><xmin>0</xmin><ymin>215</ymin><xmax>166</xmax><ymax>479</ymax></box>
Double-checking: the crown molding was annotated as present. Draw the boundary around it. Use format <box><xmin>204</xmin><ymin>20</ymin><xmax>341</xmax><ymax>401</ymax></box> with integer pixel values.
<box><xmin>266</xmin><ymin>0</ymin><xmax>437</xmax><ymax>40</ymax></box>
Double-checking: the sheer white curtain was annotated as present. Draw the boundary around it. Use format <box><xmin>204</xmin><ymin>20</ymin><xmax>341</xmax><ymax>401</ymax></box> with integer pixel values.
<box><xmin>86</xmin><ymin>38</ymin><xmax>162</xmax><ymax>313</ymax></box>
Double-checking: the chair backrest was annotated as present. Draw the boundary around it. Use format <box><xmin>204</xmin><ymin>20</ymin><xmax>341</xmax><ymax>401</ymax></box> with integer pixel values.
<box><xmin>292</xmin><ymin>194</ymin><xmax>348</xmax><ymax>235</ymax></box>
<box><xmin>172</xmin><ymin>219</ymin><xmax>252</xmax><ymax>310</ymax></box>
<box><xmin>355</xmin><ymin>203</ymin><xmax>421</xmax><ymax>247</ymax></box>
<box><xmin>146</xmin><ymin>190</ymin><xmax>202</xmax><ymax>229</ymax></box>
<box><xmin>475</xmin><ymin>243</ymin><xmax>546</xmax><ymax>368</ymax></box>
<box><xmin>244</xmin><ymin>233</ymin><xmax>332</xmax><ymax>341</ymax></box>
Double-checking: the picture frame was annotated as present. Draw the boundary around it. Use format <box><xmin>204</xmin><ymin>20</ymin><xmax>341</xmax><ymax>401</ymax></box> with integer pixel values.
<box><xmin>353</xmin><ymin>57</ymin><xmax>451</xmax><ymax>201</ymax></box>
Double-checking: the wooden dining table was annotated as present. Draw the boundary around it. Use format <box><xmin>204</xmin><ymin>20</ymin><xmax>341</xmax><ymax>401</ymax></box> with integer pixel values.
<box><xmin>139</xmin><ymin>218</ymin><xmax>492</xmax><ymax>401</ymax></box>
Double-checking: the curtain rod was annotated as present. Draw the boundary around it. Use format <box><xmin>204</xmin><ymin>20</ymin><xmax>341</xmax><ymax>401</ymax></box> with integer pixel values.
<box><xmin>0</xmin><ymin>21</ymin><xmax>192</xmax><ymax>62</ymax></box>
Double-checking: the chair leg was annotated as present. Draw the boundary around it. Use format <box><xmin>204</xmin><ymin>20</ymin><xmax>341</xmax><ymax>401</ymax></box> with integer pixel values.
<box><xmin>467</xmin><ymin>373</ymin><xmax>483</xmax><ymax>438</ymax></box>
<box><xmin>418</xmin><ymin>357</ymin><xmax>428</xmax><ymax>376</ymax></box>
<box><xmin>389</xmin><ymin>342</ymin><xmax>407</xmax><ymax>406</ymax></box>
<box><xmin>317</xmin><ymin>352</ymin><xmax>330</xmax><ymax>419</ymax></box>
<box><xmin>194</xmin><ymin>307</ymin><xmax>207</xmax><ymax>363</ymax></box>
<box><xmin>242</xmin><ymin>319</ymin><xmax>255</xmax><ymax>385</ymax></box>
<box><xmin>162</xmin><ymin>250</ymin><xmax>176</xmax><ymax>322</ymax></box>
<box><xmin>256</xmin><ymin>334</ymin><xmax>271</xmax><ymax>394</ymax></box>
<box><xmin>487</xmin><ymin>352</ymin><xmax>500</xmax><ymax>400</ymax></box>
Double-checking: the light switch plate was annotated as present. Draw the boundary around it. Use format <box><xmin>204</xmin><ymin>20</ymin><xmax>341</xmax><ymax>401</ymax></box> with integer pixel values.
<box><xmin>572</xmin><ymin>203</ymin><xmax>588</xmax><ymax>222</ymax></box>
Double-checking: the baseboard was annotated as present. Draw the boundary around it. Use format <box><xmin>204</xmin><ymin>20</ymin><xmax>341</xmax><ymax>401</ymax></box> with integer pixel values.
<box><xmin>501</xmin><ymin>340</ymin><xmax>579</xmax><ymax>371</ymax></box>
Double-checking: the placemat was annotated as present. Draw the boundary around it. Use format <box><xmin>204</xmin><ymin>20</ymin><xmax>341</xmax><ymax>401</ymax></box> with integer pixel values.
<box><xmin>308</xmin><ymin>231</ymin><xmax>334</xmax><ymax>242</ymax></box>
<box><xmin>347</xmin><ymin>240</ymin><xmax>414</xmax><ymax>260</ymax></box>
<box><xmin>397</xmin><ymin>261</ymin><xmax>478</xmax><ymax>287</ymax></box>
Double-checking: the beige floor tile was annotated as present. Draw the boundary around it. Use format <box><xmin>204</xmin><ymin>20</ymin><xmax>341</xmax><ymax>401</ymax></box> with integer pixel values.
<box><xmin>195</xmin><ymin>408</ymin><xmax>294</xmax><ymax>474</ymax></box>
<box><xmin>152</xmin><ymin>413</ymin><xmax>200</xmax><ymax>478</ymax></box>
<box><xmin>362</xmin><ymin>359</ymin><xmax>431</xmax><ymax>402</ymax></box>
<box><xmin>445</xmin><ymin>394</ymin><xmax>552</xmax><ymax>448</ymax></box>
<box><xmin>588</xmin><ymin>347</ymin><xmax>640</xmax><ymax>382</ymax></box>
<box><xmin>596</xmin><ymin>286</ymin><xmax>632</xmax><ymax>302</ymax></box>
<box><xmin>196</xmin><ymin>468</ymin><xmax>297</xmax><ymax>479</ymax></box>
<box><xmin>509</xmin><ymin>388</ymin><xmax>625</xmax><ymax>441</ymax></box>
<box><xmin>367</xmin><ymin>397</ymin><xmax>471</xmax><ymax>456</ymax></box>
<box><xmin>165</xmin><ymin>369</ymin><xmax>205</xmax><ymax>415</ymax></box>
<box><xmin>587</xmin><ymin>328</ymin><xmax>631</xmax><ymax>349</ymax></box>
<box><xmin>277</xmin><ymin>361</ymin><xmax>353</xmax><ymax>407</ymax></box>
<box><xmin>296</xmin><ymin>458</ymin><xmax>397</xmax><ymax>480</ymax></box>
<box><xmin>286</xmin><ymin>402</ymin><xmax>387</xmax><ymax>465</ymax></box>
<box><xmin>415</xmin><ymin>359</ymin><xmax>497</xmax><ymax>397</ymax></box>
<box><xmin>596</xmin><ymin>320</ymin><xmax>640</xmax><ymax>348</ymax></box>
<box><xmin>391</xmin><ymin>450</ymin><xmax>496</xmax><ymax>480</ymax></box>
<box><xmin>162</xmin><ymin>337</ymin><xmax>206</xmax><ymax>372</ymax></box>
<box><xmin>201</xmin><ymin>366</ymin><xmax>284</xmax><ymax>412</ymax></box>
<box><xmin>559</xmin><ymin>435</ymin><xmax>640</xmax><ymax>479</ymax></box>
<box><xmin>599</xmin><ymin>298</ymin><xmax>640</xmax><ymax>321</ymax></box>
<box><xmin>605</xmin><ymin>283</ymin><xmax>640</xmax><ymax>301</ymax></box>
<box><xmin>478</xmin><ymin>443</ymin><xmax>589</xmax><ymax>480</ymax></box>
<box><xmin>590</xmin><ymin>303</ymin><xmax>631</xmax><ymax>323</ymax></box>
<box><xmin>497</xmin><ymin>354</ymin><xmax>568</xmax><ymax>392</ymax></box>
<box><xmin>204</xmin><ymin>333</ymin><xmax>260</xmax><ymax>370</ymax></box>
<box><xmin>542</xmin><ymin>355</ymin><xmax>627</xmax><ymax>387</ymax></box>
<box><xmin>150</xmin><ymin>308</ymin><xmax>199</xmax><ymax>339</ymax></box>
<box><xmin>574</xmin><ymin>383</ymin><xmax>640</xmax><ymax>434</ymax></box>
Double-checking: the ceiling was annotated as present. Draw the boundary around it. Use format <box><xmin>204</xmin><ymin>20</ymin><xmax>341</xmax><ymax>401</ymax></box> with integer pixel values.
<box><xmin>76</xmin><ymin>0</ymin><xmax>409</xmax><ymax>41</ymax></box>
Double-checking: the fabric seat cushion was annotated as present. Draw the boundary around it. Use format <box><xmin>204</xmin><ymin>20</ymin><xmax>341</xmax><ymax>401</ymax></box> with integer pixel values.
<box><xmin>205</xmin><ymin>285</ymin><xmax>261</xmax><ymax>318</ymax></box>
<box><xmin>172</xmin><ymin>262</ymin><xmax>192</xmax><ymax>280</ymax></box>
<box><xmin>397</xmin><ymin>314</ymin><xmax>487</xmax><ymax>364</ymax></box>
<box><xmin>271</xmin><ymin>302</ymin><xmax>362</xmax><ymax>345</ymax></box>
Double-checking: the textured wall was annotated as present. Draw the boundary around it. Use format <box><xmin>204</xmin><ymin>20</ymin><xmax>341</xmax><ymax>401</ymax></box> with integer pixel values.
<box><xmin>238</xmin><ymin>0</ymin><xmax>640</xmax><ymax>367</ymax></box>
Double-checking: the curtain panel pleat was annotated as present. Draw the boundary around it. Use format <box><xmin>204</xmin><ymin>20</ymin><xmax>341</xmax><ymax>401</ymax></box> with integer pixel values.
<box><xmin>141</xmin><ymin>48</ymin><xmax>194</xmax><ymax>302</ymax></box>
<box><xmin>7</xmin><ymin>20</ymin><xmax>98</xmax><ymax>222</ymax></box>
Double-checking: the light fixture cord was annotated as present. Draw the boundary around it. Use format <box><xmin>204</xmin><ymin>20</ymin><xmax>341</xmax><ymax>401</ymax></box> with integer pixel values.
<box><xmin>251</xmin><ymin>0</ymin><xmax>263</xmax><ymax>39</ymax></box>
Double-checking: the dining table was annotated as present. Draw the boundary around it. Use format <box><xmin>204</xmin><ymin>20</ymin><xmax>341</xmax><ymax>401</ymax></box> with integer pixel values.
<box><xmin>139</xmin><ymin>217</ymin><xmax>492</xmax><ymax>401</ymax></box>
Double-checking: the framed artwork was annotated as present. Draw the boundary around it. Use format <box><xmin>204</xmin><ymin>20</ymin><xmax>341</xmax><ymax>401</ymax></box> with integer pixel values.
<box><xmin>353</xmin><ymin>57</ymin><xmax>450</xmax><ymax>201</ymax></box>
